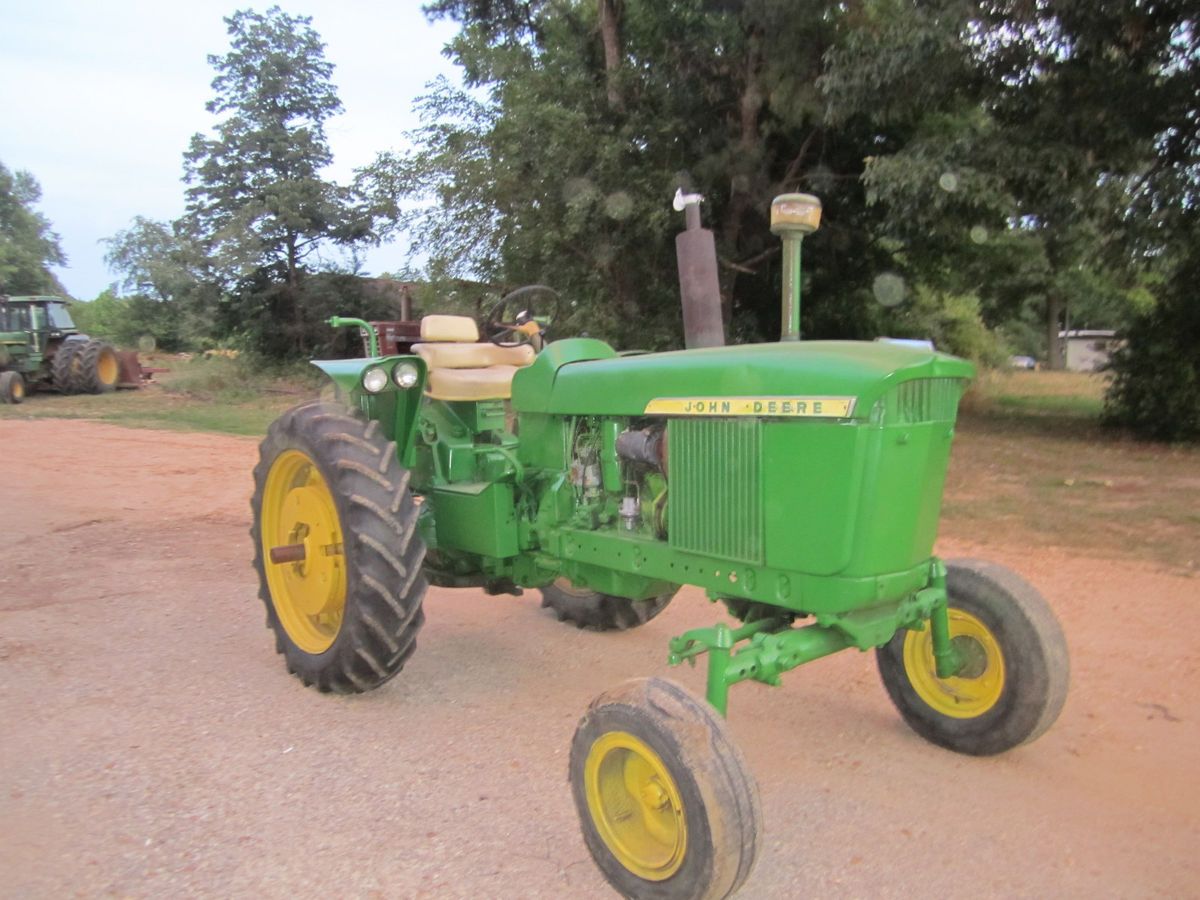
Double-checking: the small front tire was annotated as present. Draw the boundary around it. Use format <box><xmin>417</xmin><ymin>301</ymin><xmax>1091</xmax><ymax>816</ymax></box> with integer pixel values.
<box><xmin>877</xmin><ymin>558</ymin><xmax>1069</xmax><ymax>755</ymax></box>
<box><xmin>0</xmin><ymin>371</ymin><xmax>26</xmax><ymax>404</ymax></box>
<box><xmin>570</xmin><ymin>677</ymin><xmax>762</xmax><ymax>900</ymax></box>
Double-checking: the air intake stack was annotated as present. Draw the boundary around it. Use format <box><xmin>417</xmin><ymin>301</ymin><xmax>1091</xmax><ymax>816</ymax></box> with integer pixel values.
<box><xmin>770</xmin><ymin>193</ymin><xmax>822</xmax><ymax>341</ymax></box>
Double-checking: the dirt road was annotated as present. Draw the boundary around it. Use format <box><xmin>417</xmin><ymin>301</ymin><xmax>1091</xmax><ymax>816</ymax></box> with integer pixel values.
<box><xmin>2</xmin><ymin>419</ymin><xmax>1196</xmax><ymax>898</ymax></box>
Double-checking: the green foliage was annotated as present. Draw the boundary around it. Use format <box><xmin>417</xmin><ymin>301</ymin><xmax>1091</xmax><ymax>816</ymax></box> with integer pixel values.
<box><xmin>182</xmin><ymin>6</ymin><xmax>371</xmax><ymax>290</ymax></box>
<box><xmin>71</xmin><ymin>288</ymin><xmax>187</xmax><ymax>351</ymax></box>
<box><xmin>820</xmin><ymin>0</ymin><xmax>1197</xmax><ymax>367</ymax></box>
<box><xmin>368</xmin><ymin>0</ymin><xmax>1192</xmax><ymax>368</ymax></box>
<box><xmin>102</xmin><ymin>217</ymin><xmax>222</xmax><ymax>348</ymax></box>
<box><xmin>882</xmin><ymin>286</ymin><xmax>1006</xmax><ymax>366</ymax></box>
<box><xmin>364</xmin><ymin>2</ymin><xmax>908</xmax><ymax>349</ymax></box>
<box><xmin>1104</xmin><ymin>248</ymin><xmax>1200</xmax><ymax>442</ymax></box>
<box><xmin>210</xmin><ymin>272</ymin><xmax>410</xmax><ymax>361</ymax></box>
<box><xmin>0</xmin><ymin>161</ymin><xmax>66</xmax><ymax>294</ymax></box>
<box><xmin>104</xmin><ymin>217</ymin><xmax>194</xmax><ymax>302</ymax></box>
<box><xmin>97</xmin><ymin>7</ymin><xmax>397</xmax><ymax>361</ymax></box>
<box><xmin>90</xmin><ymin>0</ymin><xmax>1195</xmax><ymax>410</ymax></box>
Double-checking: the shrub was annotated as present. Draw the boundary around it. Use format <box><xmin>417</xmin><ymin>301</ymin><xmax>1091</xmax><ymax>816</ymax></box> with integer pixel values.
<box><xmin>1103</xmin><ymin>254</ymin><xmax>1200</xmax><ymax>442</ymax></box>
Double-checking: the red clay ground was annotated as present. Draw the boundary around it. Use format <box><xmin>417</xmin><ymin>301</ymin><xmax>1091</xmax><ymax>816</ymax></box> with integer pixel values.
<box><xmin>1</xmin><ymin>419</ymin><xmax>1197</xmax><ymax>898</ymax></box>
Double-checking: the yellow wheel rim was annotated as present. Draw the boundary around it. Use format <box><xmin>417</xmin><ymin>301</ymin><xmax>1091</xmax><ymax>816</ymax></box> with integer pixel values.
<box><xmin>97</xmin><ymin>350</ymin><xmax>119</xmax><ymax>386</ymax></box>
<box><xmin>904</xmin><ymin>609</ymin><xmax>1005</xmax><ymax>718</ymax></box>
<box><xmin>12</xmin><ymin>379</ymin><xmax>24</xmax><ymax>401</ymax></box>
<box><xmin>584</xmin><ymin>731</ymin><xmax>687</xmax><ymax>881</ymax></box>
<box><xmin>261</xmin><ymin>450</ymin><xmax>347</xmax><ymax>654</ymax></box>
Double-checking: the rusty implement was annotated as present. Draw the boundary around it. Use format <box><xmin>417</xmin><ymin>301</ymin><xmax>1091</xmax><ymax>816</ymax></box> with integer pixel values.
<box><xmin>115</xmin><ymin>350</ymin><xmax>165</xmax><ymax>388</ymax></box>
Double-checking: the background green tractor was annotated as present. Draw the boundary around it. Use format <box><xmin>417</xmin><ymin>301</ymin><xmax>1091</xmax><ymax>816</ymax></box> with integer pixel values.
<box><xmin>250</xmin><ymin>194</ymin><xmax>1068</xmax><ymax>900</ymax></box>
<box><xmin>0</xmin><ymin>295</ymin><xmax>138</xmax><ymax>403</ymax></box>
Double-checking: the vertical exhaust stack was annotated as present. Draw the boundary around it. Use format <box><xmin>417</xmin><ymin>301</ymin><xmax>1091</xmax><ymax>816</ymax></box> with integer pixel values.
<box><xmin>770</xmin><ymin>193</ymin><xmax>822</xmax><ymax>342</ymax></box>
<box><xmin>674</xmin><ymin>189</ymin><xmax>726</xmax><ymax>349</ymax></box>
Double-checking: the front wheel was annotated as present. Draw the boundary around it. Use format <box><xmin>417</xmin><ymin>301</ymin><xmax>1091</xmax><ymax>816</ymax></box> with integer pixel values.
<box><xmin>0</xmin><ymin>371</ymin><xmax>26</xmax><ymax>404</ymax></box>
<box><xmin>540</xmin><ymin>579</ymin><xmax>676</xmax><ymax>631</ymax></box>
<box><xmin>251</xmin><ymin>401</ymin><xmax>427</xmax><ymax>692</ymax></box>
<box><xmin>877</xmin><ymin>558</ymin><xmax>1069</xmax><ymax>755</ymax></box>
<box><xmin>570</xmin><ymin>678</ymin><xmax>762</xmax><ymax>900</ymax></box>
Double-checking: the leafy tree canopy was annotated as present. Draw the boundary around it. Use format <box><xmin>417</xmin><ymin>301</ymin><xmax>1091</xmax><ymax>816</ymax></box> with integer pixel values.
<box><xmin>183</xmin><ymin>5</ymin><xmax>373</xmax><ymax>289</ymax></box>
<box><xmin>362</xmin><ymin>0</ymin><xmax>1194</xmax><ymax>374</ymax></box>
<box><xmin>0</xmin><ymin>161</ymin><xmax>66</xmax><ymax>295</ymax></box>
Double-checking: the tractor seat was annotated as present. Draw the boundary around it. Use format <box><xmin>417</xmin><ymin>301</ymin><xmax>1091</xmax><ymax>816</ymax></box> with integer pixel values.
<box><xmin>412</xmin><ymin>315</ymin><xmax>535</xmax><ymax>401</ymax></box>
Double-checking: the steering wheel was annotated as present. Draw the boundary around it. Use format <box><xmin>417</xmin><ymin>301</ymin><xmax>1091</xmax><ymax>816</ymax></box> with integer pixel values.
<box><xmin>483</xmin><ymin>284</ymin><xmax>561</xmax><ymax>348</ymax></box>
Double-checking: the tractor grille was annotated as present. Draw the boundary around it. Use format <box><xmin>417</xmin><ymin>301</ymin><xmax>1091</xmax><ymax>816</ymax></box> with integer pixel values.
<box><xmin>668</xmin><ymin>418</ymin><xmax>764</xmax><ymax>564</ymax></box>
<box><xmin>875</xmin><ymin>378</ymin><xmax>964</xmax><ymax>426</ymax></box>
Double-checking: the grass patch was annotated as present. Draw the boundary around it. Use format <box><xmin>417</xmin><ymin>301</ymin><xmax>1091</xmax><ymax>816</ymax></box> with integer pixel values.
<box><xmin>943</xmin><ymin>411</ymin><xmax>1200</xmax><ymax>571</ymax></box>
<box><xmin>950</xmin><ymin>372</ymin><xmax>1198</xmax><ymax>571</ymax></box>
<box><xmin>994</xmin><ymin>393</ymin><xmax>1104</xmax><ymax>417</ymax></box>
<box><xmin>0</xmin><ymin>353</ymin><xmax>323</xmax><ymax>436</ymax></box>
<box><xmin>964</xmin><ymin>369</ymin><xmax>1108</xmax><ymax>420</ymax></box>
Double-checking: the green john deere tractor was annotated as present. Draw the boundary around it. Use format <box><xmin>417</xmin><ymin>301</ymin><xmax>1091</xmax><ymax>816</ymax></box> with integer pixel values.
<box><xmin>0</xmin><ymin>295</ymin><xmax>124</xmax><ymax>402</ymax></box>
<box><xmin>250</xmin><ymin>194</ymin><xmax>1068</xmax><ymax>900</ymax></box>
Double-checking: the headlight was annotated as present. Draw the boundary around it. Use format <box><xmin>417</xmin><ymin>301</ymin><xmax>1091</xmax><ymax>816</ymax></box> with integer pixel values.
<box><xmin>393</xmin><ymin>362</ymin><xmax>419</xmax><ymax>389</ymax></box>
<box><xmin>362</xmin><ymin>366</ymin><xmax>389</xmax><ymax>393</ymax></box>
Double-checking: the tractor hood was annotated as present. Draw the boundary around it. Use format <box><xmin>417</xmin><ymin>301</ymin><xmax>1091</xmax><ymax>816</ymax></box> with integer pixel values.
<box><xmin>511</xmin><ymin>339</ymin><xmax>975</xmax><ymax>419</ymax></box>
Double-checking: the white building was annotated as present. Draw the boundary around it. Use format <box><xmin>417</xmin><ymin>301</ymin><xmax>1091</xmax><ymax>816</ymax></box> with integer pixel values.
<box><xmin>1059</xmin><ymin>330</ymin><xmax>1121</xmax><ymax>372</ymax></box>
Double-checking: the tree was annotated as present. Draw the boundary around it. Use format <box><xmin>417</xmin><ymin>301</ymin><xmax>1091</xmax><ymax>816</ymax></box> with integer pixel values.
<box><xmin>71</xmin><ymin>288</ymin><xmax>187</xmax><ymax>351</ymax></box>
<box><xmin>177</xmin><ymin>6</ymin><xmax>391</xmax><ymax>358</ymax></box>
<box><xmin>183</xmin><ymin>6</ymin><xmax>371</xmax><ymax>290</ymax></box>
<box><xmin>102</xmin><ymin>216</ymin><xmax>223</xmax><ymax>349</ymax></box>
<box><xmin>385</xmin><ymin>0</ymin><xmax>1194</xmax><ymax>382</ymax></box>
<box><xmin>972</xmin><ymin>0</ymin><xmax>1198</xmax><ymax>368</ymax></box>
<box><xmin>0</xmin><ymin>161</ymin><xmax>66</xmax><ymax>295</ymax></box>
<box><xmin>1104</xmin><ymin>241</ymin><xmax>1200</xmax><ymax>442</ymax></box>
<box><xmin>103</xmin><ymin>216</ymin><xmax>194</xmax><ymax>303</ymax></box>
<box><xmin>365</xmin><ymin>2</ymin><xmax>909</xmax><ymax>350</ymax></box>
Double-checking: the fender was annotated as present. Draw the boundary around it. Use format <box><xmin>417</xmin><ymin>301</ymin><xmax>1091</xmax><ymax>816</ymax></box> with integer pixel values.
<box><xmin>311</xmin><ymin>355</ymin><xmax>428</xmax><ymax>469</ymax></box>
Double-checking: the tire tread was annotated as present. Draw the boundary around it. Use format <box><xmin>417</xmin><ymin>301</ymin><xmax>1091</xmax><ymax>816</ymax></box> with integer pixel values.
<box><xmin>250</xmin><ymin>402</ymin><xmax>427</xmax><ymax>694</ymax></box>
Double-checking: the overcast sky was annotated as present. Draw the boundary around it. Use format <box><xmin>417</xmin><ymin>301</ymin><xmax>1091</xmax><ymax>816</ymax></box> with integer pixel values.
<box><xmin>0</xmin><ymin>0</ymin><xmax>462</xmax><ymax>299</ymax></box>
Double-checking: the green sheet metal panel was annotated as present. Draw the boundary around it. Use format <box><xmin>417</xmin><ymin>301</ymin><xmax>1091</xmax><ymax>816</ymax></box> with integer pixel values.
<box><xmin>512</xmin><ymin>339</ymin><xmax>975</xmax><ymax>417</ymax></box>
<box><xmin>432</xmin><ymin>482</ymin><xmax>519</xmax><ymax>559</ymax></box>
<box><xmin>761</xmin><ymin>421</ymin><xmax>865</xmax><ymax>576</ymax></box>
<box><xmin>842</xmin><ymin>378</ymin><xmax>965</xmax><ymax>575</ymax></box>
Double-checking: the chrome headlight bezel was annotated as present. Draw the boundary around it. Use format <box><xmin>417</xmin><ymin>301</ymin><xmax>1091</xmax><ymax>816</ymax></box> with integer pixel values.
<box><xmin>362</xmin><ymin>365</ymin><xmax>389</xmax><ymax>394</ymax></box>
<box><xmin>393</xmin><ymin>362</ymin><xmax>419</xmax><ymax>389</ymax></box>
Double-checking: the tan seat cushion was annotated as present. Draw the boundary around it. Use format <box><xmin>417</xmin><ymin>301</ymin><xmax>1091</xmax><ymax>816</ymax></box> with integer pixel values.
<box><xmin>426</xmin><ymin>365</ymin><xmax>521</xmax><ymax>401</ymax></box>
<box><xmin>413</xmin><ymin>342</ymin><xmax>535</xmax><ymax>370</ymax></box>
<box><xmin>420</xmin><ymin>315</ymin><xmax>480</xmax><ymax>342</ymax></box>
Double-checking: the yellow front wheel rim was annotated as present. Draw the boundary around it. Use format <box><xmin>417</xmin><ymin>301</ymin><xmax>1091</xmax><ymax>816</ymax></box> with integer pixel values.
<box><xmin>261</xmin><ymin>450</ymin><xmax>347</xmax><ymax>654</ymax></box>
<box><xmin>584</xmin><ymin>731</ymin><xmax>687</xmax><ymax>881</ymax></box>
<box><xmin>12</xmin><ymin>379</ymin><xmax>24</xmax><ymax>400</ymax></box>
<box><xmin>904</xmin><ymin>609</ymin><xmax>1005</xmax><ymax>718</ymax></box>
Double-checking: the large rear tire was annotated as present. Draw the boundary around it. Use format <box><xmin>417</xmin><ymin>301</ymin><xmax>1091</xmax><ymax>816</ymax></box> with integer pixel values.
<box><xmin>74</xmin><ymin>339</ymin><xmax>120</xmax><ymax>394</ymax></box>
<box><xmin>540</xmin><ymin>578</ymin><xmax>676</xmax><ymax>631</ymax></box>
<box><xmin>570</xmin><ymin>677</ymin><xmax>762</xmax><ymax>900</ymax></box>
<box><xmin>52</xmin><ymin>340</ymin><xmax>85</xmax><ymax>393</ymax></box>
<box><xmin>251</xmin><ymin>401</ymin><xmax>427</xmax><ymax>693</ymax></box>
<box><xmin>877</xmin><ymin>558</ymin><xmax>1069</xmax><ymax>755</ymax></box>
